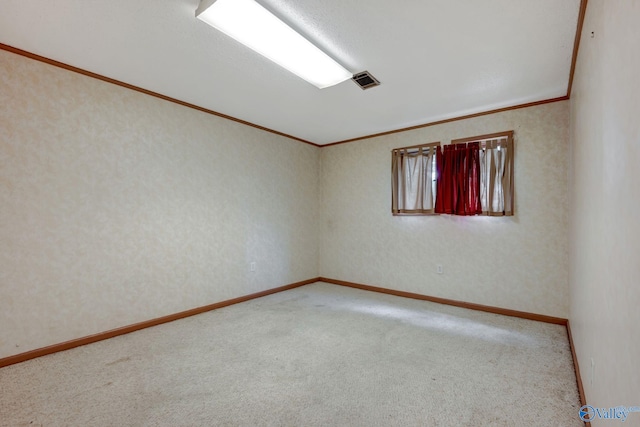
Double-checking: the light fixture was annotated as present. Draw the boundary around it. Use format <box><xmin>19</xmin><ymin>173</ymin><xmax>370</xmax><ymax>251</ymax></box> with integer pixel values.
<box><xmin>196</xmin><ymin>0</ymin><xmax>352</xmax><ymax>89</ymax></box>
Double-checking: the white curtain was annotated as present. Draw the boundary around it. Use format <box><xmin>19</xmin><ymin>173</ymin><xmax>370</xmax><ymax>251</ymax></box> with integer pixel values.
<box><xmin>479</xmin><ymin>137</ymin><xmax>514</xmax><ymax>216</ymax></box>
<box><xmin>392</xmin><ymin>143</ymin><xmax>438</xmax><ymax>214</ymax></box>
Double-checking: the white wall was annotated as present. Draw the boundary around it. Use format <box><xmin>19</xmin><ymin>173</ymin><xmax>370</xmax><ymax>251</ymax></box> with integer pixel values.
<box><xmin>319</xmin><ymin>102</ymin><xmax>570</xmax><ymax>318</ymax></box>
<box><xmin>0</xmin><ymin>50</ymin><xmax>319</xmax><ymax>359</ymax></box>
<box><xmin>569</xmin><ymin>0</ymin><xmax>640</xmax><ymax>418</ymax></box>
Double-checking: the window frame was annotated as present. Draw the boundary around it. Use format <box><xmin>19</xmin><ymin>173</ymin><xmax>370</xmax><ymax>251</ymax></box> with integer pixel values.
<box><xmin>391</xmin><ymin>131</ymin><xmax>514</xmax><ymax>217</ymax></box>
<box><xmin>391</xmin><ymin>141</ymin><xmax>440</xmax><ymax>216</ymax></box>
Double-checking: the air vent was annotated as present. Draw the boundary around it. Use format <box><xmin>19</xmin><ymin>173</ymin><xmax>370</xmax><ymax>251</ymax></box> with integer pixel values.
<box><xmin>352</xmin><ymin>71</ymin><xmax>380</xmax><ymax>90</ymax></box>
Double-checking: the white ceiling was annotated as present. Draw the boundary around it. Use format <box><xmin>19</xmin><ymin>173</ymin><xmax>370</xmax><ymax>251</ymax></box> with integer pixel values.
<box><xmin>0</xmin><ymin>0</ymin><xmax>582</xmax><ymax>145</ymax></box>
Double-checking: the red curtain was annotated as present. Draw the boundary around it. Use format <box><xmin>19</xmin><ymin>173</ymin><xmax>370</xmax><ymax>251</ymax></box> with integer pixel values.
<box><xmin>435</xmin><ymin>142</ymin><xmax>482</xmax><ymax>215</ymax></box>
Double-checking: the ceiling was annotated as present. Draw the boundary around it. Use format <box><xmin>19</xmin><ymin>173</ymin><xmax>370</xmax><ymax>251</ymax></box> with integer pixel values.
<box><xmin>0</xmin><ymin>0</ymin><xmax>582</xmax><ymax>145</ymax></box>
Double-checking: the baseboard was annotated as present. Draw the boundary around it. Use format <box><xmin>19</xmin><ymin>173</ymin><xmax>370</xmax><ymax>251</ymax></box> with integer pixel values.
<box><xmin>0</xmin><ymin>277</ymin><xmax>321</xmax><ymax>369</ymax></box>
<box><xmin>1</xmin><ymin>276</ymin><xmax>571</xmax><ymax>369</ymax></box>
<box><xmin>567</xmin><ymin>320</ymin><xmax>587</xmax><ymax>407</ymax></box>
<box><xmin>319</xmin><ymin>277</ymin><xmax>568</xmax><ymax>325</ymax></box>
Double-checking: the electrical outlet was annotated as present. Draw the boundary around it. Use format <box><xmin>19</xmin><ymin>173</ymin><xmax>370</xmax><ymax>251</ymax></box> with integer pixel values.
<box><xmin>437</xmin><ymin>264</ymin><xmax>443</xmax><ymax>274</ymax></box>
<box><xmin>250</xmin><ymin>262</ymin><xmax>256</xmax><ymax>272</ymax></box>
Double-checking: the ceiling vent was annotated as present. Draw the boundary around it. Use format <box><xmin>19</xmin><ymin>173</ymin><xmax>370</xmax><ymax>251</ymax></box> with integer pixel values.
<box><xmin>352</xmin><ymin>71</ymin><xmax>380</xmax><ymax>90</ymax></box>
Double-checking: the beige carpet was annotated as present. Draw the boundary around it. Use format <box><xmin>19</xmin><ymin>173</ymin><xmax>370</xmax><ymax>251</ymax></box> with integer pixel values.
<box><xmin>0</xmin><ymin>282</ymin><xmax>582</xmax><ymax>426</ymax></box>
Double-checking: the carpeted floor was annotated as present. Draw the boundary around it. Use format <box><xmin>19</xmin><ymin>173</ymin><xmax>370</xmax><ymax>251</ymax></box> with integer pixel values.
<box><xmin>0</xmin><ymin>282</ymin><xmax>583</xmax><ymax>426</ymax></box>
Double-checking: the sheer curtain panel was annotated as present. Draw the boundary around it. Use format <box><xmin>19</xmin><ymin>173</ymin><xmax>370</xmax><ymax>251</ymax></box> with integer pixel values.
<box><xmin>391</xmin><ymin>142</ymin><xmax>439</xmax><ymax>215</ymax></box>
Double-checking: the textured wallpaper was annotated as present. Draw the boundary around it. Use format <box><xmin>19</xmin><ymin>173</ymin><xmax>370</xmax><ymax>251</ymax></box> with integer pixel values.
<box><xmin>569</xmin><ymin>0</ymin><xmax>640</xmax><ymax>411</ymax></box>
<box><xmin>0</xmin><ymin>50</ymin><xmax>319</xmax><ymax>359</ymax></box>
<box><xmin>319</xmin><ymin>102</ymin><xmax>570</xmax><ymax>318</ymax></box>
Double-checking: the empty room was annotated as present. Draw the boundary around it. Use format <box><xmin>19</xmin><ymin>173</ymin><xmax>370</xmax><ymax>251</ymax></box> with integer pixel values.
<box><xmin>1</xmin><ymin>0</ymin><xmax>638</xmax><ymax>426</ymax></box>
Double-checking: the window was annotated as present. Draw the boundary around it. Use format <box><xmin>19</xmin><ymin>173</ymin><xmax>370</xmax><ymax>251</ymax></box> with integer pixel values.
<box><xmin>392</xmin><ymin>131</ymin><xmax>514</xmax><ymax>216</ymax></box>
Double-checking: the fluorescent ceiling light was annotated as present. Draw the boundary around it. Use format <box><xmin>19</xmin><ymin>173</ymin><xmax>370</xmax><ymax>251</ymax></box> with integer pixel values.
<box><xmin>196</xmin><ymin>0</ymin><xmax>352</xmax><ymax>89</ymax></box>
